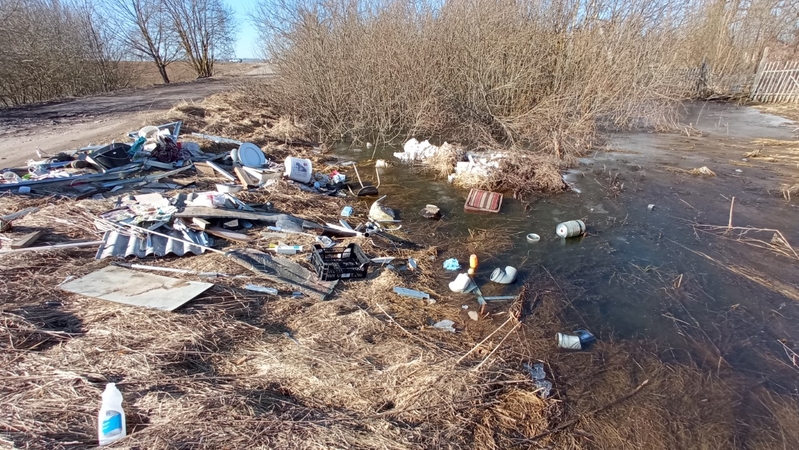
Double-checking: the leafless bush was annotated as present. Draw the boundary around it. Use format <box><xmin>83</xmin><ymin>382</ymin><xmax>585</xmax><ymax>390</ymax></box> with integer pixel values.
<box><xmin>253</xmin><ymin>0</ymin><xmax>796</xmax><ymax>158</ymax></box>
<box><xmin>0</xmin><ymin>0</ymin><xmax>129</xmax><ymax>107</ymax></box>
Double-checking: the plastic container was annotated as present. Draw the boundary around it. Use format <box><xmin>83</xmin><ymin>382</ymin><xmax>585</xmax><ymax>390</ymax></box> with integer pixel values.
<box><xmin>556</xmin><ymin>333</ymin><xmax>582</xmax><ymax>350</ymax></box>
<box><xmin>311</xmin><ymin>243</ymin><xmax>370</xmax><ymax>281</ymax></box>
<box><xmin>490</xmin><ymin>266</ymin><xmax>518</xmax><ymax>284</ymax></box>
<box><xmin>469</xmin><ymin>254</ymin><xmax>479</xmax><ymax>269</ymax></box>
<box><xmin>556</xmin><ymin>220</ymin><xmax>586</xmax><ymax>238</ymax></box>
<box><xmin>284</xmin><ymin>156</ymin><xmax>313</xmax><ymax>183</ymax></box>
<box><xmin>98</xmin><ymin>383</ymin><xmax>126</xmax><ymax>446</ymax></box>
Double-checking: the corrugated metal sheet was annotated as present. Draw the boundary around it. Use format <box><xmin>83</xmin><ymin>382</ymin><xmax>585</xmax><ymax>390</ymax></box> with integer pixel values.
<box><xmin>95</xmin><ymin>230</ymin><xmax>209</xmax><ymax>259</ymax></box>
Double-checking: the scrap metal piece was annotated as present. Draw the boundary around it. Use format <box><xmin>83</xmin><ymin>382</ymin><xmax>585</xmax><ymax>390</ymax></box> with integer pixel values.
<box><xmin>95</xmin><ymin>230</ymin><xmax>209</xmax><ymax>259</ymax></box>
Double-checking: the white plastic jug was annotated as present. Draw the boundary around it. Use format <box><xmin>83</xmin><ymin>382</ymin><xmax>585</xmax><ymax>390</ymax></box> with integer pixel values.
<box><xmin>284</xmin><ymin>157</ymin><xmax>313</xmax><ymax>183</ymax></box>
<box><xmin>98</xmin><ymin>383</ymin><xmax>126</xmax><ymax>446</ymax></box>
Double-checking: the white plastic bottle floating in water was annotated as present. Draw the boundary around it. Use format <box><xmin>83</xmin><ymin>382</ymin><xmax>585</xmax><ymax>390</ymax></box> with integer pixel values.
<box><xmin>98</xmin><ymin>383</ymin><xmax>126</xmax><ymax>446</ymax></box>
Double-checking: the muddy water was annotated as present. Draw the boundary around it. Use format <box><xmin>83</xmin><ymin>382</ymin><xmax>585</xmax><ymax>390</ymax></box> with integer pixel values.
<box><xmin>332</xmin><ymin>102</ymin><xmax>799</xmax><ymax>442</ymax></box>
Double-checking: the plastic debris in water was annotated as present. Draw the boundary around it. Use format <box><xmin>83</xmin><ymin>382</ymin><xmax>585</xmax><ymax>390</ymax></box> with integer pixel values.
<box><xmin>443</xmin><ymin>258</ymin><xmax>461</xmax><ymax>271</ymax></box>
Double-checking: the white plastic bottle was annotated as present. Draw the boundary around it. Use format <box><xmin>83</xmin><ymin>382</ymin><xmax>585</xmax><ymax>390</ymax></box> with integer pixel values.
<box><xmin>98</xmin><ymin>383</ymin><xmax>126</xmax><ymax>446</ymax></box>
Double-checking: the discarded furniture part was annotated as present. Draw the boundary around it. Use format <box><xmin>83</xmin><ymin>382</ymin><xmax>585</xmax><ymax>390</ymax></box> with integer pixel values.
<box><xmin>420</xmin><ymin>204</ymin><xmax>441</xmax><ymax>220</ymax></box>
<box><xmin>433</xmin><ymin>319</ymin><xmax>456</xmax><ymax>332</ymax></box>
<box><xmin>449</xmin><ymin>273</ymin><xmax>476</xmax><ymax>293</ymax></box>
<box><xmin>350</xmin><ymin>164</ymin><xmax>380</xmax><ymax>196</ymax></box>
<box><xmin>311</xmin><ymin>243</ymin><xmax>370</xmax><ymax>281</ymax></box>
<box><xmin>191</xmin><ymin>132</ymin><xmax>242</xmax><ymax>145</ymax></box>
<box><xmin>0</xmin><ymin>207</ymin><xmax>39</xmax><ymax>232</ymax></box>
<box><xmin>526</xmin><ymin>233</ymin><xmax>540</xmax><ymax>243</ymax></box>
<box><xmin>443</xmin><ymin>258</ymin><xmax>461</xmax><ymax>271</ymax></box>
<box><xmin>95</xmin><ymin>230</ymin><xmax>208</xmax><ymax>260</ymax></box>
<box><xmin>284</xmin><ymin>156</ymin><xmax>313</xmax><ymax>183</ymax></box>
<box><xmin>556</xmin><ymin>220</ymin><xmax>586</xmax><ymax>238</ymax></box>
<box><xmin>244</xmin><ymin>284</ymin><xmax>278</xmax><ymax>295</ymax></box>
<box><xmin>236</xmin><ymin>143</ymin><xmax>267</xmax><ymax>168</ymax></box>
<box><xmin>393</xmin><ymin>287</ymin><xmax>431</xmax><ymax>300</ymax></box>
<box><xmin>490</xmin><ymin>266</ymin><xmax>517</xmax><ymax>284</ymax></box>
<box><xmin>206</xmin><ymin>161</ymin><xmax>237</xmax><ymax>182</ymax></box>
<box><xmin>557</xmin><ymin>332</ymin><xmax>582</xmax><ymax>350</ymax></box>
<box><xmin>464</xmin><ymin>189</ymin><xmax>503</xmax><ymax>213</ymax></box>
<box><xmin>10</xmin><ymin>230</ymin><xmax>46</xmax><ymax>249</ymax></box>
<box><xmin>0</xmin><ymin>240</ymin><xmax>104</xmax><ymax>254</ymax></box>
<box><xmin>225</xmin><ymin>248</ymin><xmax>338</xmax><ymax>301</ymax></box>
<box><xmin>60</xmin><ymin>265</ymin><xmax>212</xmax><ymax>311</ymax></box>
<box><xmin>368</xmin><ymin>195</ymin><xmax>397</xmax><ymax>222</ymax></box>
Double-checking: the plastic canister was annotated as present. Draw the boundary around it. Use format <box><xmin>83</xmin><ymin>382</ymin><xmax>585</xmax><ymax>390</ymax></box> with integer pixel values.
<box><xmin>98</xmin><ymin>383</ymin><xmax>126</xmax><ymax>446</ymax></box>
<box><xmin>556</xmin><ymin>333</ymin><xmax>582</xmax><ymax>350</ymax></box>
<box><xmin>284</xmin><ymin>157</ymin><xmax>313</xmax><ymax>183</ymax></box>
<box><xmin>556</xmin><ymin>220</ymin><xmax>586</xmax><ymax>238</ymax></box>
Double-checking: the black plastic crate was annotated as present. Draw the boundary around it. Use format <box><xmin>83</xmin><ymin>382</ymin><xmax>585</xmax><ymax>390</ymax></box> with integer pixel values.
<box><xmin>311</xmin><ymin>243</ymin><xmax>370</xmax><ymax>281</ymax></box>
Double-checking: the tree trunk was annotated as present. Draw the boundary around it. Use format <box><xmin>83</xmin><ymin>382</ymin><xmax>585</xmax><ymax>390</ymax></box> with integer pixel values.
<box><xmin>157</xmin><ymin>63</ymin><xmax>170</xmax><ymax>84</ymax></box>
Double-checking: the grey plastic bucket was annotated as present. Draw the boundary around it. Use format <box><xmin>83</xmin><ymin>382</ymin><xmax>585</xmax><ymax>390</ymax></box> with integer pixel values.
<box><xmin>556</xmin><ymin>220</ymin><xmax>585</xmax><ymax>238</ymax></box>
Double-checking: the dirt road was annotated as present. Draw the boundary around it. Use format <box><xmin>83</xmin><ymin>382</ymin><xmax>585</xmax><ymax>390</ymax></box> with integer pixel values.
<box><xmin>0</xmin><ymin>77</ymin><xmax>237</xmax><ymax>169</ymax></box>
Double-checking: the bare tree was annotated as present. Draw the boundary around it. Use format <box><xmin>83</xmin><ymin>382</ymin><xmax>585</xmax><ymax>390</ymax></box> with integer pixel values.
<box><xmin>107</xmin><ymin>0</ymin><xmax>181</xmax><ymax>84</ymax></box>
<box><xmin>162</xmin><ymin>0</ymin><xmax>235</xmax><ymax>78</ymax></box>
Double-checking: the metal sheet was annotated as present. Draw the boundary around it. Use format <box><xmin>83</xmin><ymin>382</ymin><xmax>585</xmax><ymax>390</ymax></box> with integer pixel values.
<box><xmin>95</xmin><ymin>230</ymin><xmax>208</xmax><ymax>259</ymax></box>
<box><xmin>60</xmin><ymin>265</ymin><xmax>212</xmax><ymax>311</ymax></box>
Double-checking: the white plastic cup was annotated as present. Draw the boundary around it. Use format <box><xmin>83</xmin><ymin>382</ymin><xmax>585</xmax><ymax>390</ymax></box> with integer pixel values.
<box><xmin>557</xmin><ymin>333</ymin><xmax>582</xmax><ymax>350</ymax></box>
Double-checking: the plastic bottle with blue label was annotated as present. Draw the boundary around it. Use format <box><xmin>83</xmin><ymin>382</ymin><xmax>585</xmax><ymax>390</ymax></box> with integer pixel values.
<box><xmin>98</xmin><ymin>383</ymin><xmax>126</xmax><ymax>446</ymax></box>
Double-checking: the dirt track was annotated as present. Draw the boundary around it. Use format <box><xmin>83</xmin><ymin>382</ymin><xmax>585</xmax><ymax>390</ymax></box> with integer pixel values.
<box><xmin>0</xmin><ymin>77</ymin><xmax>237</xmax><ymax>169</ymax></box>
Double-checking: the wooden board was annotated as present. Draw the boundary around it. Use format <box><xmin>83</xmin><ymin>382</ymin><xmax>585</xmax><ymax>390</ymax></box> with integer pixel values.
<box><xmin>464</xmin><ymin>189</ymin><xmax>503</xmax><ymax>213</ymax></box>
<box><xmin>60</xmin><ymin>265</ymin><xmax>213</xmax><ymax>311</ymax></box>
<box><xmin>11</xmin><ymin>230</ymin><xmax>45</xmax><ymax>249</ymax></box>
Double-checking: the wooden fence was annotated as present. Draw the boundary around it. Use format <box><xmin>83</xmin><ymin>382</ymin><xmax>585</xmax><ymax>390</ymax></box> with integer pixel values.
<box><xmin>751</xmin><ymin>61</ymin><xmax>799</xmax><ymax>103</ymax></box>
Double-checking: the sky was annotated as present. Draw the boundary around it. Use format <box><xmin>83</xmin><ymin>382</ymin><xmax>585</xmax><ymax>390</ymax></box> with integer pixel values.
<box><xmin>228</xmin><ymin>0</ymin><xmax>262</xmax><ymax>59</ymax></box>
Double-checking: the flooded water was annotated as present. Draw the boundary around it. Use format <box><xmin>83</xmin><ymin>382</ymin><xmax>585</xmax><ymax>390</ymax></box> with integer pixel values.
<box><xmin>332</xmin><ymin>102</ymin><xmax>799</xmax><ymax>405</ymax></box>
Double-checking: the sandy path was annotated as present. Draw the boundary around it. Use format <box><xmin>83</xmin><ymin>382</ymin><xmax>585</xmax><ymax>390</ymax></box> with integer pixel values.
<box><xmin>0</xmin><ymin>77</ymin><xmax>237</xmax><ymax>168</ymax></box>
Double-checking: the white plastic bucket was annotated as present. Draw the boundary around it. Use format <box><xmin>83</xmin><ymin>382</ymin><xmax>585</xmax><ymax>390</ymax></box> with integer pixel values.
<box><xmin>556</xmin><ymin>220</ymin><xmax>585</xmax><ymax>238</ymax></box>
<box><xmin>284</xmin><ymin>157</ymin><xmax>313</xmax><ymax>183</ymax></box>
<box><xmin>557</xmin><ymin>333</ymin><xmax>582</xmax><ymax>350</ymax></box>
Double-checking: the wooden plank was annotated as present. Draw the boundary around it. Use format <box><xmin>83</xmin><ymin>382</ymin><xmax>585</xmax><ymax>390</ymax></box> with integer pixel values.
<box><xmin>203</xmin><ymin>227</ymin><xmax>253</xmax><ymax>243</ymax></box>
<box><xmin>10</xmin><ymin>230</ymin><xmax>45</xmax><ymax>249</ymax></box>
<box><xmin>205</xmin><ymin>161</ymin><xmax>237</xmax><ymax>181</ymax></box>
<box><xmin>233</xmin><ymin>166</ymin><xmax>254</xmax><ymax>189</ymax></box>
<box><xmin>176</xmin><ymin>206</ymin><xmax>280</xmax><ymax>221</ymax></box>
<box><xmin>0</xmin><ymin>240</ymin><xmax>104</xmax><ymax>254</ymax></box>
<box><xmin>60</xmin><ymin>265</ymin><xmax>213</xmax><ymax>311</ymax></box>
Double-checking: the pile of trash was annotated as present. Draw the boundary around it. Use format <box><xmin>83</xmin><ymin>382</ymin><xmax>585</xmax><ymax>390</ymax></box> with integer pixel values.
<box><xmin>393</xmin><ymin>138</ymin><xmax>508</xmax><ymax>185</ymax></box>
